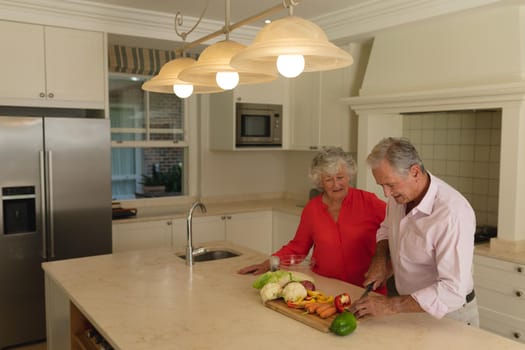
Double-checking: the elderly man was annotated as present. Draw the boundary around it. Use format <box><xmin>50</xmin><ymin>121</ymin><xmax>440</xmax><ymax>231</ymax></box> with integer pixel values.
<box><xmin>352</xmin><ymin>137</ymin><xmax>478</xmax><ymax>326</ymax></box>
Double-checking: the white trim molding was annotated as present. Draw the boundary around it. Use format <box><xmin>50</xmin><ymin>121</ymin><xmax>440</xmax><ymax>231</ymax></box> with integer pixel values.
<box><xmin>0</xmin><ymin>0</ymin><xmax>505</xmax><ymax>44</ymax></box>
<box><xmin>342</xmin><ymin>82</ymin><xmax>525</xmax><ymax>114</ymax></box>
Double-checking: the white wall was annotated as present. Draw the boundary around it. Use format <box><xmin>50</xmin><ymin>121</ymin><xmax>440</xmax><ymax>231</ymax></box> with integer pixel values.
<box><xmin>199</xmin><ymin>94</ymin><xmax>287</xmax><ymax>199</ymax></box>
<box><xmin>361</xmin><ymin>3</ymin><xmax>524</xmax><ymax>96</ymax></box>
<box><xmin>283</xmin><ymin>151</ymin><xmax>315</xmax><ymax>201</ymax></box>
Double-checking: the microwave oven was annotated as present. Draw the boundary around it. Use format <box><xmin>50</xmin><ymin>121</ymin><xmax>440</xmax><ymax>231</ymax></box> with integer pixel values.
<box><xmin>235</xmin><ymin>102</ymin><xmax>283</xmax><ymax>147</ymax></box>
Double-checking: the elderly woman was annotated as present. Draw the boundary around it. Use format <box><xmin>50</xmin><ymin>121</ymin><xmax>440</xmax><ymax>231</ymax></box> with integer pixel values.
<box><xmin>238</xmin><ymin>147</ymin><xmax>387</xmax><ymax>294</ymax></box>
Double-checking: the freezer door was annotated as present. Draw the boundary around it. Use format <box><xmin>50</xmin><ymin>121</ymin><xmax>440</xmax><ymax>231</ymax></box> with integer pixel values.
<box><xmin>44</xmin><ymin>118</ymin><xmax>112</xmax><ymax>260</ymax></box>
<box><xmin>0</xmin><ymin>116</ymin><xmax>46</xmax><ymax>347</ymax></box>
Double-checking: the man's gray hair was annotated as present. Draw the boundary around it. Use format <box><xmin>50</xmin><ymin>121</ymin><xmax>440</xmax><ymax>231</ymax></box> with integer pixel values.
<box><xmin>366</xmin><ymin>137</ymin><xmax>426</xmax><ymax>176</ymax></box>
<box><xmin>309</xmin><ymin>146</ymin><xmax>357</xmax><ymax>190</ymax></box>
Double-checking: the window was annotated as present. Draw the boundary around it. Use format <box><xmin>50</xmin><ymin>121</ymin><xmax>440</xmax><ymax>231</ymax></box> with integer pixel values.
<box><xmin>109</xmin><ymin>73</ymin><xmax>187</xmax><ymax>200</ymax></box>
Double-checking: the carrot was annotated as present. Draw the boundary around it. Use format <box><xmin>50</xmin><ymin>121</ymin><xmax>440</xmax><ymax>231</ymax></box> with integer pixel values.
<box><xmin>318</xmin><ymin>305</ymin><xmax>337</xmax><ymax>319</ymax></box>
<box><xmin>305</xmin><ymin>302</ymin><xmax>322</xmax><ymax>314</ymax></box>
<box><xmin>315</xmin><ymin>303</ymin><xmax>333</xmax><ymax>315</ymax></box>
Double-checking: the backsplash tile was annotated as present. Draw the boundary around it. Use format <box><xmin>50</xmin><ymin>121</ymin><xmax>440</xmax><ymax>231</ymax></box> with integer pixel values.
<box><xmin>403</xmin><ymin>109</ymin><xmax>501</xmax><ymax>227</ymax></box>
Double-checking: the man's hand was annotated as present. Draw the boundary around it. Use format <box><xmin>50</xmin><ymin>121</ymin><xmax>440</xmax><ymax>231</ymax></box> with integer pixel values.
<box><xmin>364</xmin><ymin>240</ymin><xmax>392</xmax><ymax>290</ymax></box>
<box><xmin>351</xmin><ymin>295</ymin><xmax>424</xmax><ymax>319</ymax></box>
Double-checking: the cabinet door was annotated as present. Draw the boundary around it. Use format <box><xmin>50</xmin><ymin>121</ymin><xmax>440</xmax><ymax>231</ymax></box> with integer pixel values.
<box><xmin>288</xmin><ymin>72</ymin><xmax>321</xmax><ymax>150</ymax></box>
<box><xmin>45</xmin><ymin>26</ymin><xmax>105</xmax><ymax>107</ymax></box>
<box><xmin>318</xmin><ymin>68</ymin><xmax>350</xmax><ymax>150</ymax></box>
<box><xmin>226</xmin><ymin>211</ymin><xmax>272</xmax><ymax>254</ymax></box>
<box><xmin>171</xmin><ymin>215</ymin><xmax>226</xmax><ymax>252</ymax></box>
<box><xmin>0</xmin><ymin>21</ymin><xmax>46</xmax><ymax>104</ymax></box>
<box><xmin>234</xmin><ymin>77</ymin><xmax>287</xmax><ymax>105</ymax></box>
<box><xmin>272</xmin><ymin>211</ymin><xmax>300</xmax><ymax>251</ymax></box>
<box><xmin>112</xmin><ymin>220</ymin><xmax>172</xmax><ymax>252</ymax></box>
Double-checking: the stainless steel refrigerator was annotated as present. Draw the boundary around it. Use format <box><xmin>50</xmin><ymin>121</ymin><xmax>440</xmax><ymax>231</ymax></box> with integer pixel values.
<box><xmin>0</xmin><ymin>116</ymin><xmax>112</xmax><ymax>348</ymax></box>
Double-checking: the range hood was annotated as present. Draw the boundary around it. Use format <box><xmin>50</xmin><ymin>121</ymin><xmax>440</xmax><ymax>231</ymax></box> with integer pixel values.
<box><xmin>344</xmin><ymin>1</ymin><xmax>525</xmax><ymax>252</ymax></box>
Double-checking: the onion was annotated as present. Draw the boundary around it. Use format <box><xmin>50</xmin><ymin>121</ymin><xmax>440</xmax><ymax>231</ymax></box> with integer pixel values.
<box><xmin>300</xmin><ymin>280</ymin><xmax>316</xmax><ymax>291</ymax></box>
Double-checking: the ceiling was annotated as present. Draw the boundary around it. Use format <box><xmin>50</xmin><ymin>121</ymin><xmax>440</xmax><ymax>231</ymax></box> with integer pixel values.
<box><xmin>5</xmin><ymin>0</ymin><xmax>495</xmax><ymax>52</ymax></box>
<box><xmin>90</xmin><ymin>0</ymin><xmax>360</xmax><ymax>25</ymax></box>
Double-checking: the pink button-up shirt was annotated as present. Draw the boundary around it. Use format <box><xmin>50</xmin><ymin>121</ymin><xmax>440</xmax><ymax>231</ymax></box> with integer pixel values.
<box><xmin>377</xmin><ymin>173</ymin><xmax>476</xmax><ymax>318</ymax></box>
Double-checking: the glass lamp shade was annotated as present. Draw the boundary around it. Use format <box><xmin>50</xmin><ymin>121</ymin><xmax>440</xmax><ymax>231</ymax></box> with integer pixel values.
<box><xmin>142</xmin><ymin>57</ymin><xmax>222</xmax><ymax>97</ymax></box>
<box><xmin>230</xmin><ymin>16</ymin><xmax>353</xmax><ymax>76</ymax></box>
<box><xmin>276</xmin><ymin>54</ymin><xmax>305</xmax><ymax>78</ymax></box>
<box><xmin>173</xmin><ymin>84</ymin><xmax>194</xmax><ymax>98</ymax></box>
<box><xmin>216</xmin><ymin>71</ymin><xmax>240</xmax><ymax>90</ymax></box>
<box><xmin>178</xmin><ymin>40</ymin><xmax>277</xmax><ymax>88</ymax></box>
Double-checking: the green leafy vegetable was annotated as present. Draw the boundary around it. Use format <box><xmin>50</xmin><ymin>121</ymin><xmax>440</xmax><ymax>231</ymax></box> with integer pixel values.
<box><xmin>252</xmin><ymin>270</ymin><xmax>315</xmax><ymax>289</ymax></box>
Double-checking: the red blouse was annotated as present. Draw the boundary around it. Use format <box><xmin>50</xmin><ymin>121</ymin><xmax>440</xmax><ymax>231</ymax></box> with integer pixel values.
<box><xmin>275</xmin><ymin>188</ymin><xmax>387</xmax><ymax>295</ymax></box>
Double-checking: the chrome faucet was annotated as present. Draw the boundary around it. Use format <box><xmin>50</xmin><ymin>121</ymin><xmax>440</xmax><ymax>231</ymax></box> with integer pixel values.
<box><xmin>186</xmin><ymin>201</ymin><xmax>207</xmax><ymax>266</ymax></box>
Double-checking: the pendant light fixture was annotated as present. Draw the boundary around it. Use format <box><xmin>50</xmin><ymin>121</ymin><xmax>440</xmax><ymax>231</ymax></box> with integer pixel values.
<box><xmin>178</xmin><ymin>0</ymin><xmax>277</xmax><ymax>90</ymax></box>
<box><xmin>142</xmin><ymin>1</ymin><xmax>219</xmax><ymax>98</ymax></box>
<box><xmin>142</xmin><ymin>57</ymin><xmax>222</xmax><ymax>97</ymax></box>
<box><xmin>142</xmin><ymin>0</ymin><xmax>353</xmax><ymax>97</ymax></box>
<box><xmin>230</xmin><ymin>3</ymin><xmax>353</xmax><ymax>78</ymax></box>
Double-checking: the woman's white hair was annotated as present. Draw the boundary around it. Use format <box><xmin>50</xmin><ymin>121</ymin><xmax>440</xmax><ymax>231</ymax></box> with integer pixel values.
<box><xmin>308</xmin><ymin>147</ymin><xmax>356</xmax><ymax>191</ymax></box>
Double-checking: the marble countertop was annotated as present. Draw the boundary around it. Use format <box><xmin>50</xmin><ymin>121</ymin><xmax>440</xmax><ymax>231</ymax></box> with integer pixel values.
<box><xmin>112</xmin><ymin>198</ymin><xmax>305</xmax><ymax>224</ymax></box>
<box><xmin>113</xmin><ymin>198</ymin><xmax>525</xmax><ymax>265</ymax></box>
<box><xmin>43</xmin><ymin>241</ymin><xmax>525</xmax><ymax>350</ymax></box>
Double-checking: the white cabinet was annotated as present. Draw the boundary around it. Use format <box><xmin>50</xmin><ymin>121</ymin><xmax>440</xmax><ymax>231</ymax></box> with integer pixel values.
<box><xmin>474</xmin><ymin>255</ymin><xmax>525</xmax><ymax>344</ymax></box>
<box><xmin>288</xmin><ymin>68</ymin><xmax>351</xmax><ymax>151</ymax></box>
<box><xmin>233</xmin><ymin>78</ymin><xmax>287</xmax><ymax>105</ymax></box>
<box><xmin>272</xmin><ymin>211</ymin><xmax>300</xmax><ymax>251</ymax></box>
<box><xmin>112</xmin><ymin>220</ymin><xmax>173</xmax><ymax>253</ymax></box>
<box><xmin>171</xmin><ymin>215</ymin><xmax>226</xmax><ymax>253</ymax></box>
<box><xmin>173</xmin><ymin>212</ymin><xmax>273</xmax><ymax>255</ymax></box>
<box><xmin>209</xmin><ymin>77</ymin><xmax>288</xmax><ymax>150</ymax></box>
<box><xmin>112</xmin><ymin>210</ymin><xmax>288</xmax><ymax>256</ymax></box>
<box><xmin>226</xmin><ymin>211</ymin><xmax>273</xmax><ymax>255</ymax></box>
<box><xmin>0</xmin><ymin>21</ymin><xmax>105</xmax><ymax>109</ymax></box>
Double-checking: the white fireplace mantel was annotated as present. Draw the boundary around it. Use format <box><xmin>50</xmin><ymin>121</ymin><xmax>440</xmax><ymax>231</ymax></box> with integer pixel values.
<box><xmin>343</xmin><ymin>81</ymin><xmax>525</xmax><ymax>251</ymax></box>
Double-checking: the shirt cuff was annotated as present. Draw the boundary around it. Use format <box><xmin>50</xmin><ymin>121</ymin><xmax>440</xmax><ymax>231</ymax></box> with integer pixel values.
<box><xmin>411</xmin><ymin>288</ymin><xmax>448</xmax><ymax>319</ymax></box>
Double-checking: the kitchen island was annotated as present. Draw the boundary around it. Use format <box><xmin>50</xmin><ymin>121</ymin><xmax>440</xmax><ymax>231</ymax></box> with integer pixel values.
<box><xmin>43</xmin><ymin>241</ymin><xmax>525</xmax><ymax>350</ymax></box>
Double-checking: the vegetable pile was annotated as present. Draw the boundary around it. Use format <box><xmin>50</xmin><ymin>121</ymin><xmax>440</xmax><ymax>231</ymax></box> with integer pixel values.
<box><xmin>253</xmin><ymin>270</ymin><xmax>358</xmax><ymax>335</ymax></box>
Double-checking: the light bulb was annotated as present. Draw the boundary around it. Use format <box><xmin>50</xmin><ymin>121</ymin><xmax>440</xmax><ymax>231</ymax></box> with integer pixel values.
<box><xmin>173</xmin><ymin>84</ymin><xmax>193</xmax><ymax>98</ymax></box>
<box><xmin>276</xmin><ymin>54</ymin><xmax>305</xmax><ymax>78</ymax></box>
<box><xmin>216</xmin><ymin>71</ymin><xmax>239</xmax><ymax>90</ymax></box>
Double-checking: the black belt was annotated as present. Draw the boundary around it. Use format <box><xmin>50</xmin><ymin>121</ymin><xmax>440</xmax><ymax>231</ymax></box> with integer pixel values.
<box><xmin>466</xmin><ymin>290</ymin><xmax>475</xmax><ymax>304</ymax></box>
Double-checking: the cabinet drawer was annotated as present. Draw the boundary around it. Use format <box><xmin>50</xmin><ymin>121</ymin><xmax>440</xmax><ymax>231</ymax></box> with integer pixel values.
<box><xmin>474</xmin><ymin>255</ymin><xmax>525</xmax><ymax>275</ymax></box>
<box><xmin>479</xmin><ymin>306</ymin><xmax>525</xmax><ymax>344</ymax></box>
<box><xmin>476</xmin><ymin>287</ymin><xmax>525</xmax><ymax>318</ymax></box>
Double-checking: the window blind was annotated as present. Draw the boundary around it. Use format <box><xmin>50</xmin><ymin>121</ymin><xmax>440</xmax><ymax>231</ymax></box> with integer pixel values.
<box><xmin>108</xmin><ymin>45</ymin><xmax>197</xmax><ymax>76</ymax></box>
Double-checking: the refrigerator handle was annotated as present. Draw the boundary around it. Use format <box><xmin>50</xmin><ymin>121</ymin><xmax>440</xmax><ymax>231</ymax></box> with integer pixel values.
<box><xmin>47</xmin><ymin>150</ymin><xmax>56</xmax><ymax>259</ymax></box>
<box><xmin>39</xmin><ymin>151</ymin><xmax>47</xmax><ymax>259</ymax></box>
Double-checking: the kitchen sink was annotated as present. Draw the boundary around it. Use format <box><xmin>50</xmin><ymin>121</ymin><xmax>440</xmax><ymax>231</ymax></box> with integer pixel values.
<box><xmin>177</xmin><ymin>248</ymin><xmax>241</xmax><ymax>262</ymax></box>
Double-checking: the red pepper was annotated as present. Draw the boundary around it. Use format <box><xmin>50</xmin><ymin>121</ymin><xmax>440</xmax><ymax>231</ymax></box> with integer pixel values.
<box><xmin>286</xmin><ymin>300</ymin><xmax>301</xmax><ymax>308</ymax></box>
<box><xmin>334</xmin><ymin>293</ymin><xmax>351</xmax><ymax>313</ymax></box>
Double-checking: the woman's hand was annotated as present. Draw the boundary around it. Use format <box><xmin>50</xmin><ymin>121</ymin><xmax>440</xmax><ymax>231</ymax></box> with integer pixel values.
<box><xmin>237</xmin><ymin>259</ymin><xmax>270</xmax><ymax>275</ymax></box>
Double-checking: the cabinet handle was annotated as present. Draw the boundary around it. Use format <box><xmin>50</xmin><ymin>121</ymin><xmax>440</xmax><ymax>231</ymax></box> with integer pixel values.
<box><xmin>236</xmin><ymin>97</ymin><xmax>242</xmax><ymax>101</ymax></box>
<box><xmin>514</xmin><ymin>290</ymin><xmax>524</xmax><ymax>298</ymax></box>
<box><xmin>513</xmin><ymin>332</ymin><xmax>521</xmax><ymax>339</ymax></box>
<box><xmin>39</xmin><ymin>92</ymin><xmax>45</xmax><ymax>98</ymax></box>
<box><xmin>517</xmin><ymin>266</ymin><xmax>523</xmax><ymax>273</ymax></box>
<box><xmin>309</xmin><ymin>146</ymin><xmax>318</xmax><ymax>150</ymax></box>
<box><xmin>221</xmin><ymin>216</ymin><xmax>226</xmax><ymax>220</ymax></box>
<box><xmin>166</xmin><ymin>221</ymin><xmax>172</xmax><ymax>225</ymax></box>
<box><xmin>227</xmin><ymin>216</ymin><xmax>232</xmax><ymax>220</ymax></box>
<box><xmin>48</xmin><ymin>92</ymin><xmax>54</xmax><ymax>98</ymax></box>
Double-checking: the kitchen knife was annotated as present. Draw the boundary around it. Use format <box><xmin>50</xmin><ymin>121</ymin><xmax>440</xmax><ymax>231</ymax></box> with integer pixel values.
<box><xmin>359</xmin><ymin>282</ymin><xmax>374</xmax><ymax>299</ymax></box>
<box><xmin>347</xmin><ymin>282</ymin><xmax>375</xmax><ymax>314</ymax></box>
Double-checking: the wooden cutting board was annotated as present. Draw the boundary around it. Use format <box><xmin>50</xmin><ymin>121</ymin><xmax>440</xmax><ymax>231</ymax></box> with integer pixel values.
<box><xmin>265</xmin><ymin>299</ymin><xmax>336</xmax><ymax>333</ymax></box>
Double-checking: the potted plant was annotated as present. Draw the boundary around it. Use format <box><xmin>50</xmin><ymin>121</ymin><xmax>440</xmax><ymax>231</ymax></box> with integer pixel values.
<box><xmin>141</xmin><ymin>166</ymin><xmax>166</xmax><ymax>194</ymax></box>
<box><xmin>140</xmin><ymin>164</ymin><xmax>182</xmax><ymax>195</ymax></box>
